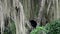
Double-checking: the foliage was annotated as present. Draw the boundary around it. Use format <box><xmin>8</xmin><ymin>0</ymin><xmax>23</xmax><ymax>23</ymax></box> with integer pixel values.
<box><xmin>30</xmin><ymin>19</ymin><xmax>60</xmax><ymax>34</ymax></box>
<box><xmin>30</xmin><ymin>26</ymin><xmax>48</xmax><ymax>34</ymax></box>
<box><xmin>45</xmin><ymin>19</ymin><xmax>60</xmax><ymax>34</ymax></box>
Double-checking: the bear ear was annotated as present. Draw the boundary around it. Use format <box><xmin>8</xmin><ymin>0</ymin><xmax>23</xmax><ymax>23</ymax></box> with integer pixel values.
<box><xmin>29</xmin><ymin>20</ymin><xmax>37</xmax><ymax>28</ymax></box>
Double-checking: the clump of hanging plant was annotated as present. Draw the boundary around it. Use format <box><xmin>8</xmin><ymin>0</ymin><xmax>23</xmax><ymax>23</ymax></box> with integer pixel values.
<box><xmin>45</xmin><ymin>19</ymin><xmax>60</xmax><ymax>34</ymax></box>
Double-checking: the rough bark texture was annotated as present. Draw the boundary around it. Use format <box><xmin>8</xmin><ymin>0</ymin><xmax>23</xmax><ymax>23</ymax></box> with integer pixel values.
<box><xmin>0</xmin><ymin>0</ymin><xmax>60</xmax><ymax>34</ymax></box>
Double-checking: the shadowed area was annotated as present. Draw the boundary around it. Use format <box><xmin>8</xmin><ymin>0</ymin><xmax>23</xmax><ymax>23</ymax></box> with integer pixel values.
<box><xmin>29</xmin><ymin>20</ymin><xmax>37</xmax><ymax>28</ymax></box>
